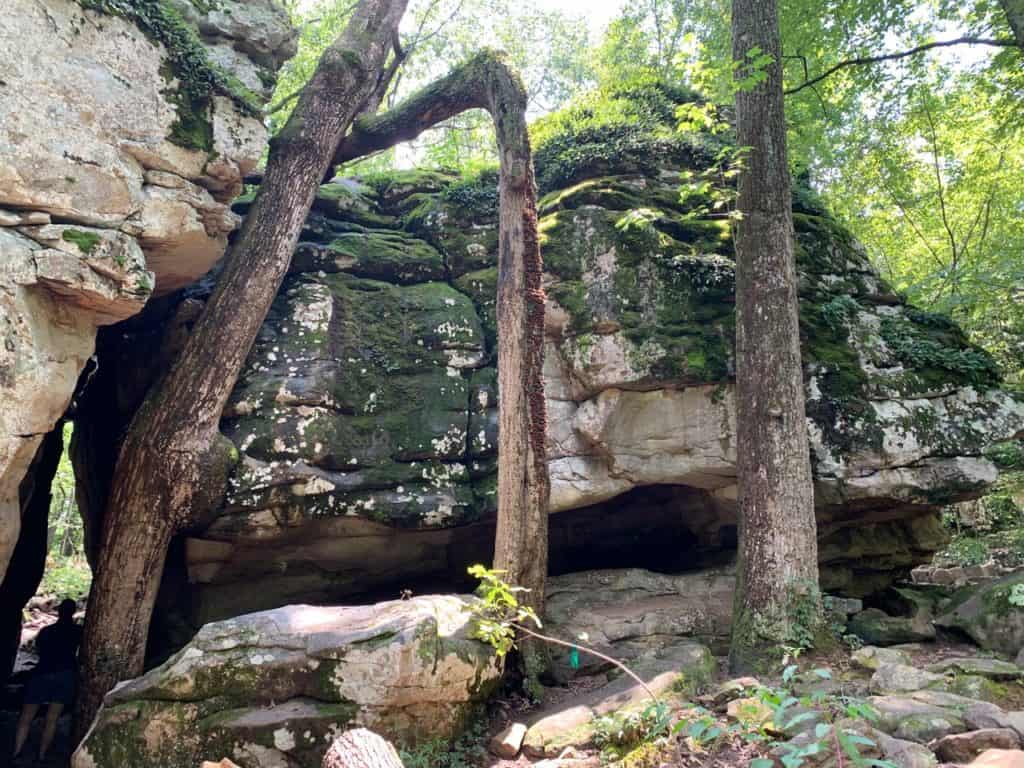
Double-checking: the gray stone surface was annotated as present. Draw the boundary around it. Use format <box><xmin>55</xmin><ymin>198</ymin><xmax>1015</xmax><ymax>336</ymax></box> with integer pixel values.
<box><xmin>73</xmin><ymin>596</ymin><xmax>501</xmax><ymax>768</ymax></box>
<box><xmin>0</xmin><ymin>0</ymin><xmax>295</xmax><ymax>584</ymax></box>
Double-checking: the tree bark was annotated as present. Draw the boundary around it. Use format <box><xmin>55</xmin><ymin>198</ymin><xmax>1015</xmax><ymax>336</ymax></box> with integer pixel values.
<box><xmin>334</xmin><ymin>51</ymin><xmax>550</xmax><ymax>617</ymax></box>
<box><xmin>1002</xmin><ymin>0</ymin><xmax>1024</xmax><ymax>47</ymax></box>
<box><xmin>322</xmin><ymin>729</ymin><xmax>405</xmax><ymax>768</ymax></box>
<box><xmin>73</xmin><ymin>0</ymin><xmax>409</xmax><ymax>739</ymax></box>
<box><xmin>728</xmin><ymin>0</ymin><xmax>820</xmax><ymax>673</ymax></box>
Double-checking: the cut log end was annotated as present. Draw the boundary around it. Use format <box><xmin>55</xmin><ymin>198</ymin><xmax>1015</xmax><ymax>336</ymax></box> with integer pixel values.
<box><xmin>322</xmin><ymin>729</ymin><xmax>405</xmax><ymax>768</ymax></box>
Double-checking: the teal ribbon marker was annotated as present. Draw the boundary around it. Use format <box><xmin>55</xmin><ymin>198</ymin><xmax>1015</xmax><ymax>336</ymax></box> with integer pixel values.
<box><xmin>569</xmin><ymin>648</ymin><xmax>580</xmax><ymax>669</ymax></box>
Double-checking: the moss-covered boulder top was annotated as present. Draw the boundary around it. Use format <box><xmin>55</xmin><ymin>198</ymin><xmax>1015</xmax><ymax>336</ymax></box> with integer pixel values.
<box><xmin>73</xmin><ymin>596</ymin><xmax>501</xmax><ymax>768</ymax></box>
<box><xmin>174</xmin><ymin>88</ymin><xmax>1024</xmax><ymax>624</ymax></box>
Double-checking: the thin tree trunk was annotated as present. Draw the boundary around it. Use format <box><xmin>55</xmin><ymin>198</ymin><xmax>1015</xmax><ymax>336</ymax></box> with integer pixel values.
<box><xmin>334</xmin><ymin>52</ymin><xmax>550</xmax><ymax>617</ymax></box>
<box><xmin>728</xmin><ymin>0</ymin><xmax>820</xmax><ymax>673</ymax></box>
<box><xmin>1001</xmin><ymin>0</ymin><xmax>1024</xmax><ymax>47</ymax></box>
<box><xmin>73</xmin><ymin>0</ymin><xmax>408</xmax><ymax>739</ymax></box>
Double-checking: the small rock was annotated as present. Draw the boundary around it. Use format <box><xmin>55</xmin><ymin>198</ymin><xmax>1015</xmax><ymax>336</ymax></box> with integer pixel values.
<box><xmin>870</xmin><ymin>663</ymin><xmax>945</xmax><ymax>695</ymax></box>
<box><xmin>933</xmin><ymin>729</ymin><xmax>1021</xmax><ymax>763</ymax></box>
<box><xmin>853</xmin><ymin>646</ymin><xmax>913</xmax><ymax>671</ymax></box>
<box><xmin>874</xmin><ymin>729</ymin><xmax>939</xmax><ymax>768</ymax></box>
<box><xmin>489</xmin><ymin>722</ymin><xmax>527</xmax><ymax>759</ymax></box>
<box><xmin>708</xmin><ymin>676</ymin><xmax>761</xmax><ymax>706</ymax></box>
<box><xmin>201</xmin><ymin>761</ymin><xmax>241</xmax><ymax>768</ymax></box>
<box><xmin>869</xmin><ymin>695</ymin><xmax>966</xmax><ymax>743</ymax></box>
<box><xmin>969</xmin><ymin>749</ymin><xmax>1024</xmax><ymax>767</ymax></box>
<box><xmin>964</xmin><ymin>702</ymin><xmax>1014</xmax><ymax>732</ymax></box>
<box><xmin>727</xmin><ymin>697</ymin><xmax>774</xmax><ymax>727</ymax></box>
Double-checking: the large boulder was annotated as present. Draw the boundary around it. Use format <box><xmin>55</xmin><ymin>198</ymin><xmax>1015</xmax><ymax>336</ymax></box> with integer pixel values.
<box><xmin>153</xmin><ymin>160</ymin><xmax>1024</xmax><ymax>633</ymax></box>
<box><xmin>57</xmin><ymin>93</ymin><xmax>1021</xmax><ymax>642</ymax></box>
<box><xmin>73</xmin><ymin>596</ymin><xmax>501</xmax><ymax>768</ymax></box>
<box><xmin>543</xmin><ymin>567</ymin><xmax>735</xmax><ymax>674</ymax></box>
<box><xmin>0</xmin><ymin>0</ymin><xmax>295</xmax><ymax>586</ymax></box>
<box><xmin>936</xmin><ymin>572</ymin><xmax>1024</xmax><ymax>657</ymax></box>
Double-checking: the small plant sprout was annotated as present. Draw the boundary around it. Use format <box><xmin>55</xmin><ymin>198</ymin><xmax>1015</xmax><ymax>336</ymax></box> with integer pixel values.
<box><xmin>466</xmin><ymin>564</ymin><xmax>661</xmax><ymax>702</ymax></box>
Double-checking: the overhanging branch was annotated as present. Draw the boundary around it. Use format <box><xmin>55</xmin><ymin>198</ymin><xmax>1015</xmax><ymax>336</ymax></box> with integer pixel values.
<box><xmin>785</xmin><ymin>36</ymin><xmax>1017</xmax><ymax>95</ymax></box>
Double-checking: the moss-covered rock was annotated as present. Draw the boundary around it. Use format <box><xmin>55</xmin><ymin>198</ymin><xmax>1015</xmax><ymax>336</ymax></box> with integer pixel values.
<box><xmin>936</xmin><ymin>572</ymin><xmax>1024</xmax><ymax>656</ymax></box>
<box><xmin>73</xmin><ymin>597</ymin><xmax>501</xmax><ymax>768</ymax></box>
<box><xmin>176</xmin><ymin>91</ymin><xmax>1024</xmax><ymax>631</ymax></box>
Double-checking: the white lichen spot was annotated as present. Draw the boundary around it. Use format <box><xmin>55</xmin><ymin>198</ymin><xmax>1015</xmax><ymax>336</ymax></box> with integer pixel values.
<box><xmin>273</xmin><ymin>728</ymin><xmax>296</xmax><ymax>752</ymax></box>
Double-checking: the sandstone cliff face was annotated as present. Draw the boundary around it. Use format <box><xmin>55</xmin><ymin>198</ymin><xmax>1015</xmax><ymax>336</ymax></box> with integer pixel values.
<box><xmin>0</xmin><ymin>0</ymin><xmax>296</xmax><ymax>582</ymax></box>
<box><xmin>160</xmin><ymin>160</ymin><xmax>1023</xmax><ymax>630</ymax></box>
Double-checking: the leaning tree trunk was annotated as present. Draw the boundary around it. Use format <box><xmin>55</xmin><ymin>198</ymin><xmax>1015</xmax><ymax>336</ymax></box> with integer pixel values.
<box><xmin>334</xmin><ymin>50</ymin><xmax>550</xmax><ymax>617</ymax></box>
<box><xmin>728</xmin><ymin>0</ymin><xmax>821</xmax><ymax>673</ymax></box>
<box><xmin>73</xmin><ymin>0</ymin><xmax>409</xmax><ymax>738</ymax></box>
<box><xmin>1001</xmin><ymin>0</ymin><xmax>1024</xmax><ymax>47</ymax></box>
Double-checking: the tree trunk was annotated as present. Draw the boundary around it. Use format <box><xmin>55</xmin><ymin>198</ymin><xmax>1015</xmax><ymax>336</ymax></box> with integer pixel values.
<box><xmin>73</xmin><ymin>0</ymin><xmax>408</xmax><ymax>739</ymax></box>
<box><xmin>728</xmin><ymin>0</ymin><xmax>820</xmax><ymax>673</ymax></box>
<box><xmin>334</xmin><ymin>51</ymin><xmax>550</xmax><ymax>616</ymax></box>
<box><xmin>1002</xmin><ymin>0</ymin><xmax>1024</xmax><ymax>47</ymax></box>
<box><xmin>322</xmin><ymin>729</ymin><xmax>405</xmax><ymax>768</ymax></box>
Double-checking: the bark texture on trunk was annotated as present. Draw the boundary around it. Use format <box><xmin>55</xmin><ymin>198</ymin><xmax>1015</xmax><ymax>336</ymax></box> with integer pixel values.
<box><xmin>73</xmin><ymin>0</ymin><xmax>408</xmax><ymax>739</ymax></box>
<box><xmin>335</xmin><ymin>51</ymin><xmax>550</xmax><ymax>615</ymax></box>
<box><xmin>1002</xmin><ymin>0</ymin><xmax>1024</xmax><ymax>47</ymax></box>
<box><xmin>728</xmin><ymin>0</ymin><xmax>820</xmax><ymax>673</ymax></box>
<box><xmin>322</xmin><ymin>729</ymin><xmax>405</xmax><ymax>768</ymax></box>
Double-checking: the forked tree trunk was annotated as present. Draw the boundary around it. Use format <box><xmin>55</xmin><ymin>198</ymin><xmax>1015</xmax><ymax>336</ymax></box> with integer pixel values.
<box><xmin>728</xmin><ymin>0</ymin><xmax>820</xmax><ymax>673</ymax></box>
<box><xmin>73</xmin><ymin>0</ymin><xmax>409</xmax><ymax>738</ymax></box>
<box><xmin>333</xmin><ymin>50</ymin><xmax>550</xmax><ymax>617</ymax></box>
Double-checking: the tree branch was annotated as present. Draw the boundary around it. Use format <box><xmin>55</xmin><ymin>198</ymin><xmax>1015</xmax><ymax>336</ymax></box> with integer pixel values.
<box><xmin>784</xmin><ymin>36</ymin><xmax>1018</xmax><ymax>95</ymax></box>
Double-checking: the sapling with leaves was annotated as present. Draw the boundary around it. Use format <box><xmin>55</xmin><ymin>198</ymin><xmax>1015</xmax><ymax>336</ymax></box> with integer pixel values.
<box><xmin>466</xmin><ymin>565</ymin><xmax>660</xmax><ymax>702</ymax></box>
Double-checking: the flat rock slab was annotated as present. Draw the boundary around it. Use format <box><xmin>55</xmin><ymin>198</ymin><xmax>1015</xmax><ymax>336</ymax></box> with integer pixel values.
<box><xmin>928</xmin><ymin>658</ymin><xmax>1023</xmax><ymax>680</ymax></box>
<box><xmin>870</xmin><ymin>662</ymin><xmax>945</xmax><ymax>694</ymax></box>
<box><xmin>522</xmin><ymin>642</ymin><xmax>714</xmax><ymax>758</ymax></box>
<box><xmin>543</xmin><ymin>568</ymin><xmax>733</xmax><ymax>679</ymax></box>
<box><xmin>853</xmin><ymin>645</ymin><xmax>913</xmax><ymax>671</ymax></box>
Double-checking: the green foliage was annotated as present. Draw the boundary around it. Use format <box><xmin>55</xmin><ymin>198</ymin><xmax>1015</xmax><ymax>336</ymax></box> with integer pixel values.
<box><xmin>820</xmin><ymin>295</ymin><xmax>861</xmax><ymax>332</ymax></box>
<box><xmin>732</xmin><ymin>45</ymin><xmax>774</xmax><ymax>93</ymax></box>
<box><xmin>1009</xmin><ymin>584</ymin><xmax>1024</xmax><ymax>608</ymax></box>
<box><xmin>440</xmin><ymin>168</ymin><xmax>500</xmax><ymax>220</ymax></box>
<box><xmin>593</xmin><ymin>702</ymin><xmax>671</xmax><ymax>761</ymax></box>
<box><xmin>61</xmin><ymin>229</ymin><xmax>101</xmax><ymax>254</ymax></box>
<box><xmin>465</xmin><ymin>564</ymin><xmax>540</xmax><ymax>657</ymax></box>
<box><xmin>785</xmin><ymin>581</ymin><xmax>824</xmax><ymax>652</ymax></box>
<box><xmin>987</xmin><ymin>441</ymin><xmax>1024</xmax><ymax>471</ymax></box>
<box><xmin>39</xmin><ymin>424</ymin><xmax>91</xmax><ymax>601</ymax></box>
<box><xmin>530</xmin><ymin>80</ymin><xmax>719</xmax><ymax>194</ymax></box>
<box><xmin>880</xmin><ymin>316</ymin><xmax>1002</xmax><ymax>386</ymax></box>
<box><xmin>398</xmin><ymin>713</ymin><xmax>487</xmax><ymax>768</ymax></box>
<box><xmin>943</xmin><ymin>536</ymin><xmax>991</xmax><ymax>567</ymax></box>
<box><xmin>40</xmin><ymin>559</ymin><xmax>92</xmax><ymax>602</ymax></box>
<box><xmin>755</xmin><ymin>668</ymin><xmax>897</xmax><ymax>768</ymax></box>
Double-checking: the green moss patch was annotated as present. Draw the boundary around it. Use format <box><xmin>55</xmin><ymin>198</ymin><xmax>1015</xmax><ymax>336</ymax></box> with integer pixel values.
<box><xmin>61</xmin><ymin>228</ymin><xmax>102</xmax><ymax>254</ymax></box>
